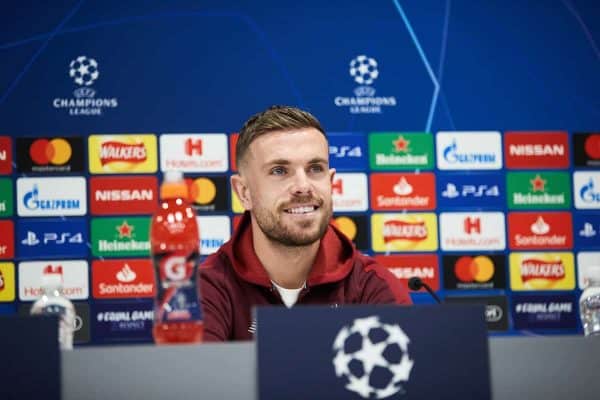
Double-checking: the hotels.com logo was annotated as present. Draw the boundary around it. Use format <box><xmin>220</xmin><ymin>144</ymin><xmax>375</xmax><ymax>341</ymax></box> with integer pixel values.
<box><xmin>184</xmin><ymin>138</ymin><xmax>203</xmax><ymax>156</ymax></box>
<box><xmin>331</xmin><ymin>173</ymin><xmax>368</xmax><ymax>212</ymax></box>
<box><xmin>463</xmin><ymin>217</ymin><xmax>481</xmax><ymax>234</ymax></box>
<box><xmin>159</xmin><ymin>134</ymin><xmax>228</xmax><ymax>172</ymax></box>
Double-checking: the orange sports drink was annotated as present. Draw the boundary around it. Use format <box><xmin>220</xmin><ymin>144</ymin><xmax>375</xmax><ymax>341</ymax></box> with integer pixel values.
<box><xmin>150</xmin><ymin>171</ymin><xmax>203</xmax><ymax>344</ymax></box>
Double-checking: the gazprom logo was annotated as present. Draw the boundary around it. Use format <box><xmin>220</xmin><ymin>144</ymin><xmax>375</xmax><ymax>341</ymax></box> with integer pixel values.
<box><xmin>17</xmin><ymin>177</ymin><xmax>87</xmax><ymax>216</ymax></box>
<box><xmin>23</xmin><ymin>185</ymin><xmax>80</xmax><ymax>211</ymax></box>
<box><xmin>574</xmin><ymin>172</ymin><xmax>600</xmax><ymax>210</ymax></box>
<box><xmin>579</xmin><ymin>179</ymin><xmax>600</xmax><ymax>205</ymax></box>
<box><xmin>443</xmin><ymin>139</ymin><xmax>496</xmax><ymax>164</ymax></box>
<box><xmin>436</xmin><ymin>132</ymin><xmax>502</xmax><ymax>170</ymax></box>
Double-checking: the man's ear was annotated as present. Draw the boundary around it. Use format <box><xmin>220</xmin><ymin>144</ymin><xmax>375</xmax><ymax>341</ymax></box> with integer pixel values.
<box><xmin>230</xmin><ymin>174</ymin><xmax>252</xmax><ymax>210</ymax></box>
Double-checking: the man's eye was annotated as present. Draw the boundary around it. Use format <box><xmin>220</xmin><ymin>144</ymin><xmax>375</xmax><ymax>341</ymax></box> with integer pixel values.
<box><xmin>270</xmin><ymin>166</ymin><xmax>286</xmax><ymax>175</ymax></box>
<box><xmin>309</xmin><ymin>164</ymin><xmax>324</xmax><ymax>173</ymax></box>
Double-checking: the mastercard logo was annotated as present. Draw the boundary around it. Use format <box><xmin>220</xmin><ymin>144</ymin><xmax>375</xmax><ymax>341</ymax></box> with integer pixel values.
<box><xmin>333</xmin><ymin>216</ymin><xmax>357</xmax><ymax>240</ymax></box>
<box><xmin>187</xmin><ymin>177</ymin><xmax>217</xmax><ymax>205</ymax></box>
<box><xmin>29</xmin><ymin>138</ymin><xmax>72</xmax><ymax>165</ymax></box>
<box><xmin>454</xmin><ymin>256</ymin><xmax>494</xmax><ymax>283</ymax></box>
<box><xmin>584</xmin><ymin>134</ymin><xmax>600</xmax><ymax>159</ymax></box>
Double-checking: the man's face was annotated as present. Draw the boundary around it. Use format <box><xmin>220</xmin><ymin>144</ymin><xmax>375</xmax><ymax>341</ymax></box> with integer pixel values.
<box><xmin>234</xmin><ymin>128</ymin><xmax>335</xmax><ymax>246</ymax></box>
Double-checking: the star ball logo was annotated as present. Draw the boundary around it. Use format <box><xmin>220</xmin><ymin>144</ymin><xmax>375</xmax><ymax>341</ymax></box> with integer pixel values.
<box><xmin>334</xmin><ymin>55</ymin><xmax>397</xmax><ymax>114</ymax></box>
<box><xmin>332</xmin><ymin>316</ymin><xmax>413</xmax><ymax>399</ymax></box>
<box><xmin>52</xmin><ymin>55</ymin><xmax>118</xmax><ymax>116</ymax></box>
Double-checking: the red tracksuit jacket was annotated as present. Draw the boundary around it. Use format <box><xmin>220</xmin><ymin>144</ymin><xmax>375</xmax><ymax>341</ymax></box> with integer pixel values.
<box><xmin>198</xmin><ymin>212</ymin><xmax>412</xmax><ymax>341</ymax></box>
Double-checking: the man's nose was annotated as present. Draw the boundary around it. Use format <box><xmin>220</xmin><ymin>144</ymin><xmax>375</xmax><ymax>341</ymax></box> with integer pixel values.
<box><xmin>290</xmin><ymin>170</ymin><xmax>312</xmax><ymax>195</ymax></box>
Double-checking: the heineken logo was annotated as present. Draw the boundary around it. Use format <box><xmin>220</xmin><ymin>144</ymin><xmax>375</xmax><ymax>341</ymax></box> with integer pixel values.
<box><xmin>91</xmin><ymin>217</ymin><xmax>151</xmax><ymax>257</ymax></box>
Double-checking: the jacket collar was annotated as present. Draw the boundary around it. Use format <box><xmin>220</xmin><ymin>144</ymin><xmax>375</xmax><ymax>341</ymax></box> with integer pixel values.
<box><xmin>221</xmin><ymin>211</ymin><xmax>357</xmax><ymax>287</ymax></box>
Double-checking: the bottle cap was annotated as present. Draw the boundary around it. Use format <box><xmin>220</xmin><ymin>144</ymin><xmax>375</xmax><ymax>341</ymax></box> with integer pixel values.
<box><xmin>160</xmin><ymin>170</ymin><xmax>189</xmax><ymax>200</ymax></box>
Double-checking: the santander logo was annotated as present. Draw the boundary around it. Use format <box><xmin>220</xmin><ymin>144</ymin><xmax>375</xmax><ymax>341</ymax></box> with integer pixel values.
<box><xmin>116</xmin><ymin>264</ymin><xmax>136</xmax><ymax>282</ymax></box>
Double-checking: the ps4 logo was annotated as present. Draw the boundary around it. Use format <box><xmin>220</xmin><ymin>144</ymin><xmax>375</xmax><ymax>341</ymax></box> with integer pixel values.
<box><xmin>579</xmin><ymin>223</ymin><xmax>597</xmax><ymax>238</ymax></box>
<box><xmin>441</xmin><ymin>183</ymin><xmax>500</xmax><ymax>198</ymax></box>
<box><xmin>22</xmin><ymin>231</ymin><xmax>85</xmax><ymax>246</ymax></box>
<box><xmin>329</xmin><ymin>145</ymin><xmax>363</xmax><ymax>158</ymax></box>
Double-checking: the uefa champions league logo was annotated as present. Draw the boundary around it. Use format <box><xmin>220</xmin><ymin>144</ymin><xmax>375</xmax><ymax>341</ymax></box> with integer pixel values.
<box><xmin>332</xmin><ymin>316</ymin><xmax>414</xmax><ymax>399</ymax></box>
<box><xmin>334</xmin><ymin>54</ymin><xmax>396</xmax><ymax>114</ymax></box>
<box><xmin>350</xmin><ymin>55</ymin><xmax>379</xmax><ymax>86</ymax></box>
<box><xmin>52</xmin><ymin>55</ymin><xmax>118</xmax><ymax>115</ymax></box>
<box><xmin>69</xmin><ymin>56</ymin><xmax>99</xmax><ymax>86</ymax></box>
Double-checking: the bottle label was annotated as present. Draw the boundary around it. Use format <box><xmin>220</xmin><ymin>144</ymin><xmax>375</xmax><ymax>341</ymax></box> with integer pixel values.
<box><xmin>153</xmin><ymin>251</ymin><xmax>203</xmax><ymax>323</ymax></box>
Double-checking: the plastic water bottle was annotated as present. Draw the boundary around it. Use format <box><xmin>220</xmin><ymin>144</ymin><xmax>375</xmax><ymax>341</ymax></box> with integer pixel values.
<box><xmin>151</xmin><ymin>170</ymin><xmax>203</xmax><ymax>344</ymax></box>
<box><xmin>30</xmin><ymin>265</ymin><xmax>76</xmax><ymax>350</ymax></box>
<box><xmin>580</xmin><ymin>265</ymin><xmax>600</xmax><ymax>337</ymax></box>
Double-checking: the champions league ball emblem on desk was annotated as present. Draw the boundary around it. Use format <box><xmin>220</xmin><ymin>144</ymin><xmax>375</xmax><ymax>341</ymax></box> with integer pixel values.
<box><xmin>332</xmin><ymin>316</ymin><xmax>414</xmax><ymax>399</ymax></box>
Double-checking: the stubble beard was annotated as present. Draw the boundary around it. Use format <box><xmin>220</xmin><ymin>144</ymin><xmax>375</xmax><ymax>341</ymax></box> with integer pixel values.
<box><xmin>253</xmin><ymin>200</ymin><xmax>332</xmax><ymax>247</ymax></box>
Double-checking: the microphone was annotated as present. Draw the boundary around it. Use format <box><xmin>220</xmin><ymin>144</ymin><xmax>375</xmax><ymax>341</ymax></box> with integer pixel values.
<box><xmin>408</xmin><ymin>277</ymin><xmax>441</xmax><ymax>304</ymax></box>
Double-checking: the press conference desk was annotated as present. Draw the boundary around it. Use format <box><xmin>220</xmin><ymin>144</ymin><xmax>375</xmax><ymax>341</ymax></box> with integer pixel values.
<box><xmin>63</xmin><ymin>335</ymin><xmax>600</xmax><ymax>400</ymax></box>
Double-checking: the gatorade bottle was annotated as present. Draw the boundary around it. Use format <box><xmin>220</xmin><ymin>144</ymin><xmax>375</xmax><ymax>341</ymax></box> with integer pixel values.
<box><xmin>151</xmin><ymin>170</ymin><xmax>203</xmax><ymax>344</ymax></box>
<box><xmin>30</xmin><ymin>265</ymin><xmax>76</xmax><ymax>350</ymax></box>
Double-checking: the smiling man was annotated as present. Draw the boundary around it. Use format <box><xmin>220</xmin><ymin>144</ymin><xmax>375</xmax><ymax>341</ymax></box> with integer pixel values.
<box><xmin>199</xmin><ymin>105</ymin><xmax>411</xmax><ymax>341</ymax></box>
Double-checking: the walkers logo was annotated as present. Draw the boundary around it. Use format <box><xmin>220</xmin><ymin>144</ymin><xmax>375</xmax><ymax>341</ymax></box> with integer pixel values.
<box><xmin>577</xmin><ymin>252</ymin><xmax>600</xmax><ymax>289</ymax></box>
<box><xmin>159</xmin><ymin>134</ymin><xmax>228</xmax><ymax>172</ymax></box>
<box><xmin>437</xmin><ymin>173</ymin><xmax>504</xmax><ymax>208</ymax></box>
<box><xmin>17</xmin><ymin>177</ymin><xmax>87</xmax><ymax>216</ymax></box>
<box><xmin>439</xmin><ymin>212</ymin><xmax>505</xmax><ymax>251</ymax></box>
<box><xmin>88</xmin><ymin>135</ymin><xmax>157</xmax><ymax>173</ymax></box>
<box><xmin>507</xmin><ymin>212</ymin><xmax>573</xmax><ymax>250</ymax></box>
<box><xmin>445</xmin><ymin>295</ymin><xmax>509</xmax><ymax>331</ymax></box>
<box><xmin>16</xmin><ymin>137</ymin><xmax>84</xmax><ymax>173</ymax></box>
<box><xmin>332</xmin><ymin>173</ymin><xmax>368</xmax><ymax>212</ymax></box>
<box><xmin>52</xmin><ymin>55</ymin><xmax>118</xmax><ymax>116</ymax></box>
<box><xmin>574</xmin><ymin>214</ymin><xmax>600</xmax><ymax>247</ymax></box>
<box><xmin>18</xmin><ymin>260</ymin><xmax>89</xmax><ymax>300</ymax></box>
<box><xmin>328</xmin><ymin>133</ymin><xmax>368</xmax><ymax>171</ymax></box>
<box><xmin>92</xmin><ymin>301</ymin><xmax>153</xmax><ymax>342</ymax></box>
<box><xmin>333</xmin><ymin>55</ymin><xmax>397</xmax><ymax>114</ymax></box>
<box><xmin>436</xmin><ymin>132</ymin><xmax>502</xmax><ymax>170</ymax></box>
<box><xmin>507</xmin><ymin>172</ymin><xmax>571</xmax><ymax>209</ymax></box>
<box><xmin>374</xmin><ymin>254</ymin><xmax>439</xmax><ymax>291</ymax></box>
<box><xmin>573</xmin><ymin>132</ymin><xmax>600</xmax><ymax>168</ymax></box>
<box><xmin>92</xmin><ymin>259</ymin><xmax>155</xmax><ymax>299</ymax></box>
<box><xmin>0</xmin><ymin>263</ymin><xmax>15</xmax><ymax>301</ymax></box>
<box><xmin>573</xmin><ymin>172</ymin><xmax>600</xmax><ymax>209</ymax></box>
<box><xmin>509</xmin><ymin>252</ymin><xmax>575</xmax><ymax>290</ymax></box>
<box><xmin>370</xmin><ymin>172</ymin><xmax>436</xmax><ymax>211</ymax></box>
<box><xmin>0</xmin><ymin>178</ymin><xmax>13</xmax><ymax>217</ymax></box>
<box><xmin>91</xmin><ymin>217</ymin><xmax>150</xmax><ymax>257</ymax></box>
<box><xmin>504</xmin><ymin>131</ymin><xmax>569</xmax><ymax>169</ymax></box>
<box><xmin>512</xmin><ymin>294</ymin><xmax>577</xmax><ymax>330</ymax></box>
<box><xmin>371</xmin><ymin>213</ymin><xmax>438</xmax><ymax>252</ymax></box>
<box><xmin>0</xmin><ymin>136</ymin><xmax>12</xmax><ymax>174</ymax></box>
<box><xmin>186</xmin><ymin>176</ymin><xmax>228</xmax><ymax>211</ymax></box>
<box><xmin>90</xmin><ymin>176</ymin><xmax>158</xmax><ymax>215</ymax></box>
<box><xmin>17</xmin><ymin>218</ymin><xmax>88</xmax><ymax>259</ymax></box>
<box><xmin>197</xmin><ymin>215</ymin><xmax>231</xmax><ymax>255</ymax></box>
<box><xmin>443</xmin><ymin>255</ymin><xmax>506</xmax><ymax>290</ymax></box>
<box><xmin>332</xmin><ymin>215</ymin><xmax>368</xmax><ymax>250</ymax></box>
<box><xmin>369</xmin><ymin>133</ymin><xmax>434</xmax><ymax>170</ymax></box>
<box><xmin>0</xmin><ymin>220</ymin><xmax>14</xmax><ymax>260</ymax></box>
